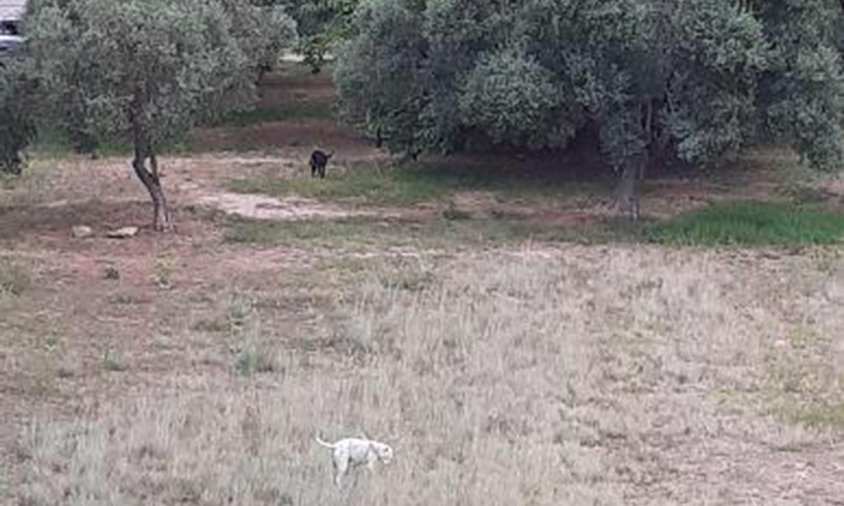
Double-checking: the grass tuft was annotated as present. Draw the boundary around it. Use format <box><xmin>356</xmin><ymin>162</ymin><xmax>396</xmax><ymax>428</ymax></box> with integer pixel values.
<box><xmin>645</xmin><ymin>201</ymin><xmax>844</xmax><ymax>247</ymax></box>
<box><xmin>0</xmin><ymin>258</ymin><xmax>30</xmax><ymax>296</ymax></box>
<box><xmin>102</xmin><ymin>349</ymin><xmax>128</xmax><ymax>373</ymax></box>
<box><xmin>225</xmin><ymin>219</ymin><xmax>378</xmax><ymax>246</ymax></box>
<box><xmin>151</xmin><ymin>258</ymin><xmax>175</xmax><ymax>290</ymax></box>
<box><xmin>233</xmin><ymin>347</ymin><xmax>279</xmax><ymax>377</ymax></box>
<box><xmin>765</xmin><ymin>333</ymin><xmax>844</xmax><ymax>430</ymax></box>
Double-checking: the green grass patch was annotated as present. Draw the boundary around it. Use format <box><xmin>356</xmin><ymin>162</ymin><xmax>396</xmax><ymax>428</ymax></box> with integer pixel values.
<box><xmin>30</xmin><ymin>127</ymin><xmax>191</xmax><ymax>158</ymax></box>
<box><xmin>226</xmin><ymin>163</ymin><xmax>591</xmax><ymax>207</ymax></box>
<box><xmin>214</xmin><ymin>104</ymin><xmax>333</xmax><ymax>127</ymax></box>
<box><xmin>227</xmin><ymin>166</ymin><xmax>481</xmax><ymax>206</ymax></box>
<box><xmin>645</xmin><ymin>201</ymin><xmax>844</xmax><ymax>247</ymax></box>
<box><xmin>30</xmin><ymin>132</ymin><xmax>134</xmax><ymax>158</ymax></box>
<box><xmin>225</xmin><ymin>216</ymin><xmax>631</xmax><ymax>249</ymax></box>
<box><xmin>226</xmin><ymin>219</ymin><xmax>382</xmax><ymax>246</ymax></box>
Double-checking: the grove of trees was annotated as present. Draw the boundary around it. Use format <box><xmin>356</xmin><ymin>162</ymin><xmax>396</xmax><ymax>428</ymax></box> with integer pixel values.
<box><xmin>0</xmin><ymin>56</ymin><xmax>36</xmax><ymax>174</ymax></box>
<box><xmin>335</xmin><ymin>0</ymin><xmax>844</xmax><ymax>217</ymax></box>
<box><xmin>2</xmin><ymin>0</ymin><xmax>844</xmax><ymax>226</ymax></box>
<box><xmin>265</xmin><ymin>0</ymin><xmax>360</xmax><ymax>73</ymax></box>
<box><xmin>21</xmin><ymin>0</ymin><xmax>296</xmax><ymax>230</ymax></box>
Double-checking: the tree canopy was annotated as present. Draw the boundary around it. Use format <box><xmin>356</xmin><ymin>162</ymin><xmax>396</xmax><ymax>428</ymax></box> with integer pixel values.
<box><xmin>256</xmin><ymin>0</ymin><xmax>359</xmax><ymax>73</ymax></box>
<box><xmin>336</xmin><ymin>0</ymin><xmax>844</xmax><ymax>217</ymax></box>
<box><xmin>25</xmin><ymin>0</ymin><xmax>296</xmax><ymax>230</ymax></box>
<box><xmin>0</xmin><ymin>55</ymin><xmax>36</xmax><ymax>174</ymax></box>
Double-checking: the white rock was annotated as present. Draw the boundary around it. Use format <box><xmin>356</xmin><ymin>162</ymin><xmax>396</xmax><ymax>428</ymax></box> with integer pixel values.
<box><xmin>71</xmin><ymin>225</ymin><xmax>94</xmax><ymax>239</ymax></box>
<box><xmin>106</xmin><ymin>226</ymin><xmax>139</xmax><ymax>239</ymax></box>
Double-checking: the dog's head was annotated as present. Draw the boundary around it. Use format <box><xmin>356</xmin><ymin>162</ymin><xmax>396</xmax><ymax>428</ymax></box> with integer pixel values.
<box><xmin>372</xmin><ymin>442</ymin><xmax>394</xmax><ymax>464</ymax></box>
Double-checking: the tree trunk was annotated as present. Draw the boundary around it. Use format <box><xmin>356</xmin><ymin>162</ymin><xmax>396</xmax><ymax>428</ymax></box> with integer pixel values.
<box><xmin>616</xmin><ymin>160</ymin><xmax>642</xmax><ymax>221</ymax></box>
<box><xmin>130</xmin><ymin>106</ymin><xmax>172</xmax><ymax>232</ymax></box>
<box><xmin>132</xmin><ymin>149</ymin><xmax>172</xmax><ymax>232</ymax></box>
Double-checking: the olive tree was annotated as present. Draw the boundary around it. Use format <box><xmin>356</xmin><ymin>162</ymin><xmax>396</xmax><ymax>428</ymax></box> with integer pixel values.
<box><xmin>336</xmin><ymin>0</ymin><xmax>844</xmax><ymax>218</ymax></box>
<box><xmin>334</xmin><ymin>0</ymin><xmax>426</xmax><ymax>153</ymax></box>
<box><xmin>755</xmin><ymin>0</ymin><xmax>844</xmax><ymax>170</ymax></box>
<box><xmin>0</xmin><ymin>57</ymin><xmax>37</xmax><ymax>174</ymax></box>
<box><xmin>294</xmin><ymin>0</ymin><xmax>359</xmax><ymax>73</ymax></box>
<box><xmin>260</xmin><ymin>0</ymin><xmax>359</xmax><ymax>73</ymax></box>
<box><xmin>223</xmin><ymin>0</ymin><xmax>298</xmax><ymax>77</ymax></box>
<box><xmin>25</xmin><ymin>0</ymin><xmax>296</xmax><ymax>230</ymax></box>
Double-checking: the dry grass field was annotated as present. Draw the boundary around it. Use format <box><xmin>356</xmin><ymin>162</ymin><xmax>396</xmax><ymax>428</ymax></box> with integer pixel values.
<box><xmin>2</xmin><ymin>65</ymin><xmax>844</xmax><ymax>505</ymax></box>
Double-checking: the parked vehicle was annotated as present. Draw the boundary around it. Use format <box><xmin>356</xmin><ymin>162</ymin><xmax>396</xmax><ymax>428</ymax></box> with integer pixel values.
<box><xmin>0</xmin><ymin>17</ymin><xmax>22</xmax><ymax>58</ymax></box>
<box><xmin>0</xmin><ymin>33</ymin><xmax>22</xmax><ymax>56</ymax></box>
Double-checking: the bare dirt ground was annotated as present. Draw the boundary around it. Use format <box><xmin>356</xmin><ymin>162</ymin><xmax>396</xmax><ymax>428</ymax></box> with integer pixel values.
<box><xmin>1</xmin><ymin>67</ymin><xmax>844</xmax><ymax>505</ymax></box>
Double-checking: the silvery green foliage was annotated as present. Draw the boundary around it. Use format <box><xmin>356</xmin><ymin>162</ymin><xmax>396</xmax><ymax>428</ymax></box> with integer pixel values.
<box><xmin>26</xmin><ymin>0</ymin><xmax>296</xmax><ymax>152</ymax></box>
<box><xmin>336</xmin><ymin>0</ymin><xmax>844</xmax><ymax>174</ymax></box>
<box><xmin>458</xmin><ymin>51</ymin><xmax>562</xmax><ymax>150</ymax></box>
<box><xmin>666</xmin><ymin>0</ymin><xmax>768</xmax><ymax>166</ymax></box>
<box><xmin>0</xmin><ymin>57</ymin><xmax>36</xmax><ymax>174</ymax></box>
<box><xmin>222</xmin><ymin>0</ymin><xmax>298</xmax><ymax>76</ymax></box>
<box><xmin>756</xmin><ymin>0</ymin><xmax>844</xmax><ymax>171</ymax></box>
<box><xmin>294</xmin><ymin>0</ymin><xmax>358</xmax><ymax>72</ymax></box>
<box><xmin>334</xmin><ymin>0</ymin><xmax>425</xmax><ymax>153</ymax></box>
<box><xmin>257</xmin><ymin>0</ymin><xmax>359</xmax><ymax>73</ymax></box>
<box><xmin>420</xmin><ymin>0</ymin><xmax>513</xmax><ymax>152</ymax></box>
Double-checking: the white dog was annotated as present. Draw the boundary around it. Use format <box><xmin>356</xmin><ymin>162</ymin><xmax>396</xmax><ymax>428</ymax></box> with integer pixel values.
<box><xmin>315</xmin><ymin>434</ymin><xmax>394</xmax><ymax>487</ymax></box>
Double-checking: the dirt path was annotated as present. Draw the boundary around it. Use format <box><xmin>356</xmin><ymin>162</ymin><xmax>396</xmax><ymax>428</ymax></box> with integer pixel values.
<box><xmin>177</xmin><ymin>178</ymin><xmax>374</xmax><ymax>221</ymax></box>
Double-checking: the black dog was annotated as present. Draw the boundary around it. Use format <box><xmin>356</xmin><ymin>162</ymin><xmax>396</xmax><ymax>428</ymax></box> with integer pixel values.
<box><xmin>310</xmin><ymin>149</ymin><xmax>333</xmax><ymax>179</ymax></box>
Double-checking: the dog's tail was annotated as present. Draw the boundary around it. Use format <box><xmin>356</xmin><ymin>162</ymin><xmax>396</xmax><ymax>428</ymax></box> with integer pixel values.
<box><xmin>315</xmin><ymin>435</ymin><xmax>336</xmax><ymax>449</ymax></box>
